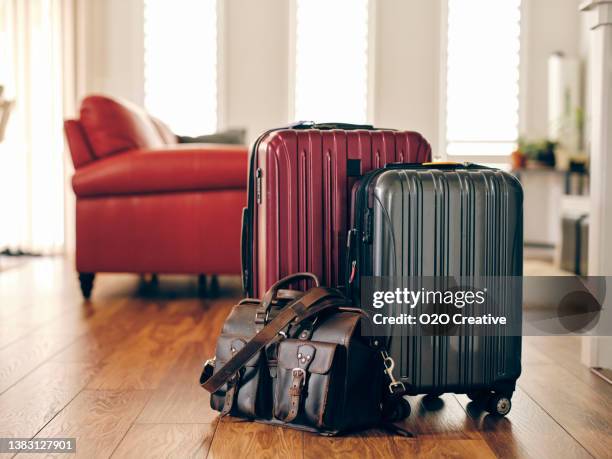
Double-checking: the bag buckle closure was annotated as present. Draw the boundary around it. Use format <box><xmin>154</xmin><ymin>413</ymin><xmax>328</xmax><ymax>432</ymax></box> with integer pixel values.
<box><xmin>291</xmin><ymin>368</ymin><xmax>306</xmax><ymax>382</ymax></box>
<box><xmin>381</xmin><ymin>351</ymin><xmax>405</xmax><ymax>395</ymax></box>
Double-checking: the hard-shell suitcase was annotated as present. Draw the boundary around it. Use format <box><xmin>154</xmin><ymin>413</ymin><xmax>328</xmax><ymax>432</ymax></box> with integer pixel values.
<box><xmin>347</xmin><ymin>163</ymin><xmax>523</xmax><ymax>416</ymax></box>
<box><xmin>242</xmin><ymin>123</ymin><xmax>431</xmax><ymax>298</ymax></box>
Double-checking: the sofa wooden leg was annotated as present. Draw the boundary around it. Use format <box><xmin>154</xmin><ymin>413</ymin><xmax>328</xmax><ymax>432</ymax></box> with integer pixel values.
<box><xmin>198</xmin><ymin>274</ymin><xmax>207</xmax><ymax>297</ymax></box>
<box><xmin>210</xmin><ymin>275</ymin><xmax>219</xmax><ymax>297</ymax></box>
<box><xmin>79</xmin><ymin>273</ymin><xmax>95</xmax><ymax>300</ymax></box>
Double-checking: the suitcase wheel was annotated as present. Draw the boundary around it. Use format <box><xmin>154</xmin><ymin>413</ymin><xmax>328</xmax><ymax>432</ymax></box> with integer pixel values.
<box><xmin>486</xmin><ymin>394</ymin><xmax>512</xmax><ymax>416</ymax></box>
<box><xmin>383</xmin><ymin>397</ymin><xmax>411</xmax><ymax>422</ymax></box>
<box><xmin>467</xmin><ymin>391</ymin><xmax>512</xmax><ymax>416</ymax></box>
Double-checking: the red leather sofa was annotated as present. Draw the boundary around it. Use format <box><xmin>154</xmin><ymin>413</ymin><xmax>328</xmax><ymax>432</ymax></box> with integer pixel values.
<box><xmin>64</xmin><ymin>95</ymin><xmax>247</xmax><ymax>298</ymax></box>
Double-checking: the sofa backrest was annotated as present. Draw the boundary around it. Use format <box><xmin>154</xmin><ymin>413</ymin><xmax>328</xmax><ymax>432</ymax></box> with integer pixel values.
<box><xmin>79</xmin><ymin>95</ymin><xmax>166</xmax><ymax>159</ymax></box>
<box><xmin>64</xmin><ymin>119</ymin><xmax>96</xmax><ymax>168</ymax></box>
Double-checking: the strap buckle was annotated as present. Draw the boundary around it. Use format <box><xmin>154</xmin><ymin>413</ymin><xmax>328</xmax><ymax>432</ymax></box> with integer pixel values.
<box><xmin>381</xmin><ymin>351</ymin><xmax>405</xmax><ymax>395</ymax></box>
<box><xmin>289</xmin><ymin>368</ymin><xmax>306</xmax><ymax>397</ymax></box>
<box><xmin>292</xmin><ymin>368</ymin><xmax>306</xmax><ymax>382</ymax></box>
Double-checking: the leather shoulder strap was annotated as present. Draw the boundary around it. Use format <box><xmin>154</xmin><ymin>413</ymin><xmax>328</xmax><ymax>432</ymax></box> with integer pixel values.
<box><xmin>201</xmin><ymin>287</ymin><xmax>344</xmax><ymax>394</ymax></box>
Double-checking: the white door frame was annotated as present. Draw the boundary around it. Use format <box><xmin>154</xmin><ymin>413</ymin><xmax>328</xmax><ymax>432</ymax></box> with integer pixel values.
<box><xmin>580</xmin><ymin>0</ymin><xmax>612</xmax><ymax>370</ymax></box>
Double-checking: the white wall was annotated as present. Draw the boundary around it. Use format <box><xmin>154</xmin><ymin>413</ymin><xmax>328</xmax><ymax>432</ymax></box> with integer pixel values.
<box><xmin>76</xmin><ymin>0</ymin><xmax>584</xmax><ymax>153</ymax></box>
<box><xmin>374</xmin><ymin>0</ymin><xmax>442</xmax><ymax>155</ymax></box>
<box><xmin>522</xmin><ymin>0</ymin><xmax>583</xmax><ymax>140</ymax></box>
<box><xmin>78</xmin><ymin>0</ymin><xmax>144</xmax><ymax>106</ymax></box>
<box><xmin>223</xmin><ymin>0</ymin><xmax>290</xmax><ymax>140</ymax></box>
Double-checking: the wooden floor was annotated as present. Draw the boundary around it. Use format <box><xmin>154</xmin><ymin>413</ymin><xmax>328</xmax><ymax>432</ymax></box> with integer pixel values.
<box><xmin>0</xmin><ymin>258</ymin><xmax>610</xmax><ymax>459</ymax></box>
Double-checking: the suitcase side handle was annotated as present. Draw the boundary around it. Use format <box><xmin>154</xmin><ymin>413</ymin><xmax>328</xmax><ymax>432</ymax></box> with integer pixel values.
<box><xmin>240</xmin><ymin>207</ymin><xmax>250</xmax><ymax>294</ymax></box>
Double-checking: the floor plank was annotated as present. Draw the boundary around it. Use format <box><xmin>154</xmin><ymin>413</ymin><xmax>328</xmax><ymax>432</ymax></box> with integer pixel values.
<box><xmin>136</xmin><ymin>342</ymin><xmax>219</xmax><ymax>424</ymax></box>
<box><xmin>455</xmin><ymin>389</ymin><xmax>592</xmax><ymax>459</ymax></box>
<box><xmin>414</xmin><ymin>439</ymin><xmax>497</xmax><ymax>458</ymax></box>
<box><xmin>524</xmin><ymin>336</ymin><xmax>612</xmax><ymax>397</ymax></box>
<box><xmin>0</xmin><ymin>299</ymin><xmax>131</xmax><ymax>395</ymax></box>
<box><xmin>111</xmin><ymin>423</ymin><xmax>214</xmax><ymax>459</ymax></box>
<box><xmin>208</xmin><ymin>420</ymin><xmax>303</xmax><ymax>459</ymax></box>
<box><xmin>0</xmin><ymin>362</ymin><xmax>96</xmax><ymax>438</ymax></box>
<box><xmin>518</xmin><ymin>362</ymin><xmax>612</xmax><ymax>459</ymax></box>
<box><xmin>85</xmin><ymin>307</ymin><xmax>208</xmax><ymax>391</ymax></box>
<box><xmin>50</xmin><ymin>301</ymin><xmax>169</xmax><ymax>364</ymax></box>
<box><xmin>399</xmin><ymin>394</ymin><xmax>483</xmax><ymax>439</ymax></box>
<box><xmin>17</xmin><ymin>390</ymin><xmax>150</xmax><ymax>459</ymax></box>
<box><xmin>305</xmin><ymin>429</ymin><xmax>412</xmax><ymax>458</ymax></box>
<box><xmin>0</xmin><ymin>330</ymin><xmax>81</xmax><ymax>395</ymax></box>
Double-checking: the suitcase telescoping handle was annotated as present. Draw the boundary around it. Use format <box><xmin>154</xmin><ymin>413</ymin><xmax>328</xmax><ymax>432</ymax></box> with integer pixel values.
<box><xmin>385</xmin><ymin>161</ymin><xmax>492</xmax><ymax>170</ymax></box>
<box><xmin>292</xmin><ymin>121</ymin><xmax>376</xmax><ymax>131</ymax></box>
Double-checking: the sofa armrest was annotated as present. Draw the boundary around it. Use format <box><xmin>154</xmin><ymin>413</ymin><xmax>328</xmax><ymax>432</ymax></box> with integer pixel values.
<box><xmin>72</xmin><ymin>144</ymin><xmax>248</xmax><ymax>198</ymax></box>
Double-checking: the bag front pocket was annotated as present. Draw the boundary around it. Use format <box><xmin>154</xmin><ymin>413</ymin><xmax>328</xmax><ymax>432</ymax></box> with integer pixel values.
<box><xmin>274</xmin><ymin>339</ymin><xmax>340</xmax><ymax>430</ymax></box>
<box><xmin>210</xmin><ymin>335</ymin><xmax>271</xmax><ymax>418</ymax></box>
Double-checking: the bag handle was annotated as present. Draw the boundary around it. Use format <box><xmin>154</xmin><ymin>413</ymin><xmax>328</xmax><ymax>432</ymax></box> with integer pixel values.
<box><xmin>259</xmin><ymin>273</ymin><xmax>320</xmax><ymax>318</ymax></box>
<box><xmin>200</xmin><ymin>286</ymin><xmax>344</xmax><ymax>394</ymax></box>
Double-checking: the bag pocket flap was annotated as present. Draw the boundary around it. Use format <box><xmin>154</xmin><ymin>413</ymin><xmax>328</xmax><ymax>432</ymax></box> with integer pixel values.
<box><xmin>278</xmin><ymin>340</ymin><xmax>338</xmax><ymax>374</ymax></box>
<box><xmin>215</xmin><ymin>335</ymin><xmax>259</xmax><ymax>367</ymax></box>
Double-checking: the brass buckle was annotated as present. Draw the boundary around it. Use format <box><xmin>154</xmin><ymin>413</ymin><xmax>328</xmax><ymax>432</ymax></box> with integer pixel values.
<box><xmin>292</xmin><ymin>368</ymin><xmax>306</xmax><ymax>384</ymax></box>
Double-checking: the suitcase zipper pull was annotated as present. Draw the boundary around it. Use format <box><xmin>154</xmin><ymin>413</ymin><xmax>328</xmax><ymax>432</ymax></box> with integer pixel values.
<box><xmin>348</xmin><ymin>260</ymin><xmax>357</xmax><ymax>284</ymax></box>
<box><xmin>346</xmin><ymin>229</ymin><xmax>358</xmax><ymax>285</ymax></box>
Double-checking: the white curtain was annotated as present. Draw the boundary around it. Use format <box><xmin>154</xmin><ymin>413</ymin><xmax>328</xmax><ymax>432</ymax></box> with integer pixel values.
<box><xmin>0</xmin><ymin>0</ymin><xmax>73</xmax><ymax>254</ymax></box>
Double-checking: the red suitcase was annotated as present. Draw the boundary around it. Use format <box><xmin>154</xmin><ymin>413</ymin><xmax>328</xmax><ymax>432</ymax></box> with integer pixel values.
<box><xmin>241</xmin><ymin>122</ymin><xmax>431</xmax><ymax>297</ymax></box>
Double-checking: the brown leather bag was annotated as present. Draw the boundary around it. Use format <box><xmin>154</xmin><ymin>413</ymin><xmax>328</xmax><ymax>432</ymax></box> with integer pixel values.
<box><xmin>200</xmin><ymin>273</ymin><xmax>408</xmax><ymax>436</ymax></box>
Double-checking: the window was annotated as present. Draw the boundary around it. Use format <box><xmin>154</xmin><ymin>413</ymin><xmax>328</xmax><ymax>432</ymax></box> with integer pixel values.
<box><xmin>293</xmin><ymin>0</ymin><xmax>370</xmax><ymax>123</ymax></box>
<box><xmin>144</xmin><ymin>0</ymin><xmax>217</xmax><ymax>136</ymax></box>
<box><xmin>0</xmin><ymin>0</ymin><xmax>66</xmax><ymax>253</ymax></box>
<box><xmin>443</xmin><ymin>0</ymin><xmax>522</xmax><ymax>157</ymax></box>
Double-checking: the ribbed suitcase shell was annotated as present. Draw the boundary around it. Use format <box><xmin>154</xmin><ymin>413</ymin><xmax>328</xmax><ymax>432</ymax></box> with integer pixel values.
<box><xmin>243</xmin><ymin>127</ymin><xmax>431</xmax><ymax>297</ymax></box>
<box><xmin>350</xmin><ymin>165</ymin><xmax>523</xmax><ymax>395</ymax></box>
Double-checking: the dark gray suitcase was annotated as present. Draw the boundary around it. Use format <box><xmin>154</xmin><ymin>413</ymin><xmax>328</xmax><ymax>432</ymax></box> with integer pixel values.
<box><xmin>347</xmin><ymin>163</ymin><xmax>523</xmax><ymax>416</ymax></box>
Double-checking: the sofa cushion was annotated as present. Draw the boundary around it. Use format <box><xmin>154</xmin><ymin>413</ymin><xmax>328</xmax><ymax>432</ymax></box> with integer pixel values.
<box><xmin>80</xmin><ymin>95</ymin><xmax>164</xmax><ymax>158</ymax></box>
<box><xmin>151</xmin><ymin>116</ymin><xmax>178</xmax><ymax>144</ymax></box>
<box><xmin>72</xmin><ymin>144</ymin><xmax>248</xmax><ymax>198</ymax></box>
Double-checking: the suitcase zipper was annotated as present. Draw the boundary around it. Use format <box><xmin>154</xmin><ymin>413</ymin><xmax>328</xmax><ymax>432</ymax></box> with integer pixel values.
<box><xmin>363</xmin><ymin>208</ymin><xmax>373</xmax><ymax>244</ymax></box>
